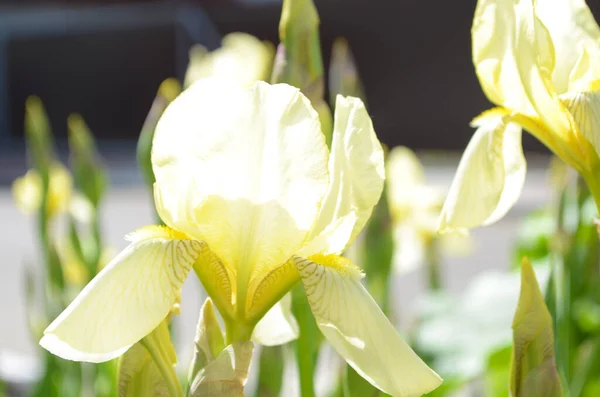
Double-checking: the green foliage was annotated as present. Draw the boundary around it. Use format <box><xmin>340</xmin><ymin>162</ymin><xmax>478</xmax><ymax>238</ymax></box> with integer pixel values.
<box><xmin>484</xmin><ymin>345</ymin><xmax>511</xmax><ymax>397</ymax></box>
<box><xmin>118</xmin><ymin>322</ymin><xmax>175</xmax><ymax>397</ymax></box>
<box><xmin>510</xmin><ymin>258</ymin><xmax>562</xmax><ymax>397</ymax></box>
<box><xmin>19</xmin><ymin>98</ymin><xmax>118</xmax><ymax>397</ymax></box>
<box><xmin>272</xmin><ymin>0</ymin><xmax>332</xmax><ymax>146</ymax></box>
<box><xmin>253</xmin><ymin>346</ymin><xmax>285</xmax><ymax>397</ymax></box>
<box><xmin>291</xmin><ymin>284</ymin><xmax>321</xmax><ymax>397</ymax></box>
<box><xmin>67</xmin><ymin>114</ymin><xmax>108</xmax><ymax>209</ymax></box>
<box><xmin>328</xmin><ymin>38</ymin><xmax>366</xmax><ymax>106</ymax></box>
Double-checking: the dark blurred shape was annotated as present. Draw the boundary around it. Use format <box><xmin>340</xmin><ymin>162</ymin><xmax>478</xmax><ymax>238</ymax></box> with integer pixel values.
<box><xmin>1</xmin><ymin>3</ymin><xmax>219</xmax><ymax>146</ymax></box>
<box><xmin>3</xmin><ymin>0</ymin><xmax>600</xmax><ymax>152</ymax></box>
<box><xmin>202</xmin><ymin>0</ymin><xmax>600</xmax><ymax>151</ymax></box>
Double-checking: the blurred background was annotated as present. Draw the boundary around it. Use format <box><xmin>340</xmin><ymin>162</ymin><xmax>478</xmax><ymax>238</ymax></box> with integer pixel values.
<box><xmin>2</xmin><ymin>0</ymin><xmax>600</xmax><ymax>395</ymax></box>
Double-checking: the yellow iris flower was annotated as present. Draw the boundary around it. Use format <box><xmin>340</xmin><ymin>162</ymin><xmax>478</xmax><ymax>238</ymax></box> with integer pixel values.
<box><xmin>12</xmin><ymin>162</ymin><xmax>72</xmax><ymax>219</ymax></box>
<box><xmin>40</xmin><ymin>79</ymin><xmax>441</xmax><ymax>396</ymax></box>
<box><xmin>184</xmin><ymin>32</ymin><xmax>274</xmax><ymax>89</ymax></box>
<box><xmin>439</xmin><ymin>0</ymin><xmax>600</xmax><ymax>233</ymax></box>
<box><xmin>387</xmin><ymin>147</ymin><xmax>470</xmax><ymax>273</ymax></box>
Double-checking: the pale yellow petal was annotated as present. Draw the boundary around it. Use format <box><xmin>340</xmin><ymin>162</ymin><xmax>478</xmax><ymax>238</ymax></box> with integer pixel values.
<box><xmin>12</xmin><ymin>170</ymin><xmax>41</xmax><ymax>214</ymax></box>
<box><xmin>472</xmin><ymin>0</ymin><xmax>573</xmax><ymax>141</ymax></box>
<box><xmin>12</xmin><ymin>163</ymin><xmax>72</xmax><ymax>217</ymax></box>
<box><xmin>40</xmin><ymin>226</ymin><xmax>201</xmax><ymax>362</ymax></box>
<box><xmin>535</xmin><ymin>0</ymin><xmax>600</xmax><ymax>93</ymax></box>
<box><xmin>184</xmin><ymin>33</ymin><xmax>274</xmax><ymax>89</ymax></box>
<box><xmin>297</xmin><ymin>212</ymin><xmax>357</xmax><ymax>257</ymax></box>
<box><xmin>385</xmin><ymin>146</ymin><xmax>446</xmax><ymax>224</ymax></box>
<box><xmin>438</xmin><ymin>112</ymin><xmax>526</xmax><ymax>233</ymax></box>
<box><xmin>251</xmin><ymin>293</ymin><xmax>299</xmax><ymax>346</ymax></box>
<box><xmin>295</xmin><ymin>255</ymin><xmax>442</xmax><ymax>397</ymax></box>
<box><xmin>560</xmin><ymin>91</ymin><xmax>600</xmax><ymax>162</ymax></box>
<box><xmin>152</xmin><ymin>80</ymin><xmax>329</xmax><ymax>287</ymax></box>
<box><xmin>386</xmin><ymin>146</ymin><xmax>425</xmax><ymax>188</ymax></box>
<box><xmin>307</xmin><ymin>95</ymin><xmax>384</xmax><ymax>252</ymax></box>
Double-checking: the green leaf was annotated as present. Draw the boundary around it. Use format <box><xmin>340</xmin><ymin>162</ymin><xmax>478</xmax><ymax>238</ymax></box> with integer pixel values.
<box><xmin>188</xmin><ymin>298</ymin><xmax>226</xmax><ymax>389</ymax></box>
<box><xmin>291</xmin><ymin>284</ymin><xmax>321</xmax><ymax>397</ymax></box>
<box><xmin>253</xmin><ymin>346</ymin><xmax>285</xmax><ymax>397</ymax></box>
<box><xmin>24</xmin><ymin>96</ymin><xmax>55</xmax><ymax>172</ymax></box>
<box><xmin>361</xmin><ymin>182</ymin><xmax>394</xmax><ymax>311</ymax></box>
<box><xmin>118</xmin><ymin>343</ymin><xmax>170</xmax><ymax>397</ymax></box>
<box><xmin>513</xmin><ymin>209</ymin><xmax>553</xmax><ymax>269</ymax></box>
<box><xmin>510</xmin><ymin>258</ymin><xmax>562</xmax><ymax>397</ymax></box>
<box><xmin>484</xmin><ymin>345</ymin><xmax>512</xmax><ymax>397</ymax></box>
<box><xmin>67</xmin><ymin>114</ymin><xmax>108</xmax><ymax>208</ymax></box>
<box><xmin>328</xmin><ymin>37</ymin><xmax>366</xmax><ymax>105</ymax></box>
<box><xmin>94</xmin><ymin>360</ymin><xmax>119</xmax><ymax>397</ymax></box>
<box><xmin>119</xmin><ymin>321</ymin><xmax>177</xmax><ymax>397</ymax></box>
<box><xmin>272</xmin><ymin>0</ymin><xmax>332</xmax><ymax>146</ymax></box>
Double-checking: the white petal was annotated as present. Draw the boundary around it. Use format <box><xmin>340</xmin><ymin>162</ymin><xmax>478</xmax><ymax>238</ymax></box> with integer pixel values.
<box><xmin>306</xmin><ymin>95</ymin><xmax>384</xmax><ymax>253</ymax></box>
<box><xmin>438</xmin><ymin>112</ymin><xmax>526</xmax><ymax>233</ymax></box>
<box><xmin>152</xmin><ymin>79</ymin><xmax>329</xmax><ymax>281</ymax></box>
<box><xmin>251</xmin><ymin>293</ymin><xmax>299</xmax><ymax>346</ymax></box>
<box><xmin>40</xmin><ymin>226</ymin><xmax>201</xmax><ymax>362</ymax></box>
<box><xmin>184</xmin><ymin>33</ymin><xmax>273</xmax><ymax>89</ymax></box>
<box><xmin>472</xmin><ymin>0</ymin><xmax>573</xmax><ymax>140</ymax></box>
<box><xmin>560</xmin><ymin>91</ymin><xmax>600</xmax><ymax>161</ymax></box>
<box><xmin>295</xmin><ymin>255</ymin><xmax>442</xmax><ymax>397</ymax></box>
<box><xmin>535</xmin><ymin>0</ymin><xmax>600</xmax><ymax>93</ymax></box>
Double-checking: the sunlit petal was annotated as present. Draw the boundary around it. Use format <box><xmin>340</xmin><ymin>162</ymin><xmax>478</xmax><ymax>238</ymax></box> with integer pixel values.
<box><xmin>472</xmin><ymin>0</ymin><xmax>573</xmax><ymax>142</ymax></box>
<box><xmin>40</xmin><ymin>226</ymin><xmax>201</xmax><ymax>362</ymax></box>
<box><xmin>307</xmin><ymin>95</ymin><xmax>384</xmax><ymax>252</ymax></box>
<box><xmin>152</xmin><ymin>79</ymin><xmax>330</xmax><ymax>282</ymax></box>
<box><xmin>251</xmin><ymin>293</ymin><xmax>299</xmax><ymax>346</ymax></box>
<box><xmin>184</xmin><ymin>33</ymin><xmax>274</xmax><ymax>89</ymax></box>
<box><xmin>535</xmin><ymin>0</ymin><xmax>600</xmax><ymax>93</ymax></box>
<box><xmin>438</xmin><ymin>111</ymin><xmax>526</xmax><ymax>233</ymax></box>
<box><xmin>294</xmin><ymin>254</ymin><xmax>442</xmax><ymax>397</ymax></box>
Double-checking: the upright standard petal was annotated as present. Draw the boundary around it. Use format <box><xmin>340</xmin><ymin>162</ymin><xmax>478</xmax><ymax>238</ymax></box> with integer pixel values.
<box><xmin>472</xmin><ymin>0</ymin><xmax>573</xmax><ymax>143</ymax></box>
<box><xmin>535</xmin><ymin>0</ymin><xmax>600</xmax><ymax>93</ymax></box>
<box><xmin>438</xmin><ymin>110</ymin><xmax>526</xmax><ymax>233</ymax></box>
<box><xmin>307</xmin><ymin>95</ymin><xmax>385</xmax><ymax>252</ymax></box>
<box><xmin>184</xmin><ymin>33</ymin><xmax>274</xmax><ymax>89</ymax></box>
<box><xmin>294</xmin><ymin>254</ymin><xmax>442</xmax><ymax>397</ymax></box>
<box><xmin>40</xmin><ymin>226</ymin><xmax>202</xmax><ymax>362</ymax></box>
<box><xmin>152</xmin><ymin>80</ymin><xmax>329</xmax><ymax>286</ymax></box>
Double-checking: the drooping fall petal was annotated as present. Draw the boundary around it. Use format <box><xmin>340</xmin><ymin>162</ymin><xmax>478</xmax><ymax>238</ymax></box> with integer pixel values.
<box><xmin>40</xmin><ymin>226</ymin><xmax>201</xmax><ymax>362</ymax></box>
<box><xmin>438</xmin><ymin>110</ymin><xmax>526</xmax><ymax>233</ymax></box>
<box><xmin>294</xmin><ymin>254</ymin><xmax>442</xmax><ymax>397</ymax></box>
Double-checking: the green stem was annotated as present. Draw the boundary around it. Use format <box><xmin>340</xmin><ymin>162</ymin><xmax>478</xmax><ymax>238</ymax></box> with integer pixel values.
<box><xmin>140</xmin><ymin>335</ymin><xmax>183</xmax><ymax>397</ymax></box>
<box><xmin>292</xmin><ymin>285</ymin><xmax>318</xmax><ymax>397</ymax></box>
<box><xmin>571</xmin><ymin>338</ymin><xmax>600</xmax><ymax>397</ymax></box>
<box><xmin>224</xmin><ymin>320</ymin><xmax>254</xmax><ymax>345</ymax></box>
<box><xmin>553</xmin><ymin>184</ymin><xmax>571</xmax><ymax>385</ymax></box>
<box><xmin>425</xmin><ymin>237</ymin><xmax>442</xmax><ymax>291</ymax></box>
<box><xmin>91</xmin><ymin>211</ymin><xmax>102</xmax><ymax>272</ymax></box>
<box><xmin>582</xmin><ymin>169</ymin><xmax>600</xmax><ymax>217</ymax></box>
